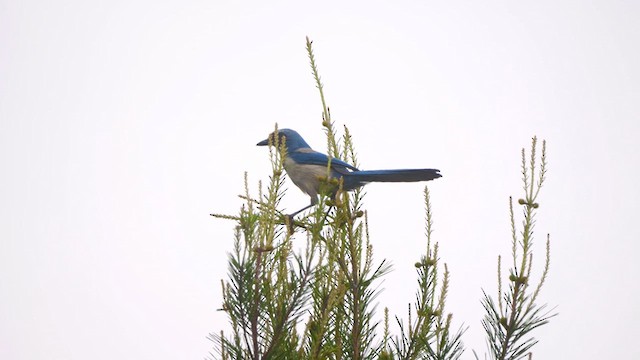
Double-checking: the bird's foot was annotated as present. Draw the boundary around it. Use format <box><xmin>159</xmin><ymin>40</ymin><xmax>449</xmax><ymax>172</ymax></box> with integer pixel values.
<box><xmin>284</xmin><ymin>214</ymin><xmax>296</xmax><ymax>235</ymax></box>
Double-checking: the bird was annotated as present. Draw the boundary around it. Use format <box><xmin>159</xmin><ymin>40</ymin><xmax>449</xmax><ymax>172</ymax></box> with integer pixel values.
<box><xmin>257</xmin><ymin>128</ymin><xmax>442</xmax><ymax>217</ymax></box>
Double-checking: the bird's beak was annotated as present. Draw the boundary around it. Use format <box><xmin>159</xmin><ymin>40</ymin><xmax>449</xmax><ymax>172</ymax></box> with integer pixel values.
<box><xmin>256</xmin><ymin>138</ymin><xmax>269</xmax><ymax>146</ymax></box>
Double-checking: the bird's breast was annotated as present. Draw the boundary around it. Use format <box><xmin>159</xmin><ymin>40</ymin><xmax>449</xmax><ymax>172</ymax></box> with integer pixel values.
<box><xmin>283</xmin><ymin>157</ymin><xmax>329</xmax><ymax>197</ymax></box>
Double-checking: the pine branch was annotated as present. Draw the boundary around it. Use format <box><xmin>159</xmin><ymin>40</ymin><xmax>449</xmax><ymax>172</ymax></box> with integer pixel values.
<box><xmin>478</xmin><ymin>137</ymin><xmax>557</xmax><ymax>360</ymax></box>
<box><xmin>390</xmin><ymin>187</ymin><xmax>465</xmax><ymax>360</ymax></box>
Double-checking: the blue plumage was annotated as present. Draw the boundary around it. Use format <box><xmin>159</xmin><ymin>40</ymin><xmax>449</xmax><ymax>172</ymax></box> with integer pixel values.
<box><xmin>257</xmin><ymin>128</ymin><xmax>441</xmax><ymax>216</ymax></box>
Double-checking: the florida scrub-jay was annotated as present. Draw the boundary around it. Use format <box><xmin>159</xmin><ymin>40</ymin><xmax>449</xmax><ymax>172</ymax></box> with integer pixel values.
<box><xmin>257</xmin><ymin>128</ymin><xmax>441</xmax><ymax>216</ymax></box>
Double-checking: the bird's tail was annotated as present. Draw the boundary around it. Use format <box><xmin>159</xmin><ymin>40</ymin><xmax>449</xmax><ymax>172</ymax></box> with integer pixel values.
<box><xmin>349</xmin><ymin>168</ymin><xmax>442</xmax><ymax>183</ymax></box>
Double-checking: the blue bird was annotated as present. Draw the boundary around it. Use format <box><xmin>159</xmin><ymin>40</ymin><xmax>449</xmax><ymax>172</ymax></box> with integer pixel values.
<box><xmin>257</xmin><ymin>128</ymin><xmax>442</xmax><ymax>217</ymax></box>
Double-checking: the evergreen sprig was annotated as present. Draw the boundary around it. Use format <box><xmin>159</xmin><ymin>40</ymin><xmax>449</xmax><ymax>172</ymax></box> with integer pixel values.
<box><xmin>388</xmin><ymin>187</ymin><xmax>465</xmax><ymax>360</ymax></box>
<box><xmin>476</xmin><ymin>137</ymin><xmax>556</xmax><ymax>360</ymax></box>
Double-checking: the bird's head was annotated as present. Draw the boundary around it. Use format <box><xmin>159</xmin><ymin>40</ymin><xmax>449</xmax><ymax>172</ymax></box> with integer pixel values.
<box><xmin>256</xmin><ymin>128</ymin><xmax>310</xmax><ymax>151</ymax></box>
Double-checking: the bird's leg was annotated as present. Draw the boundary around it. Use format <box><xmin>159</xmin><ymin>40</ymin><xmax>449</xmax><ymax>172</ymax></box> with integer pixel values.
<box><xmin>321</xmin><ymin>206</ymin><xmax>333</xmax><ymax>225</ymax></box>
<box><xmin>288</xmin><ymin>204</ymin><xmax>314</xmax><ymax>218</ymax></box>
<box><xmin>284</xmin><ymin>196</ymin><xmax>339</xmax><ymax>234</ymax></box>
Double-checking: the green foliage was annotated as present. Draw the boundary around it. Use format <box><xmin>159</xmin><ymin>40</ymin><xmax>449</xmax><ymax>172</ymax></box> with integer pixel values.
<box><xmin>475</xmin><ymin>138</ymin><xmax>556</xmax><ymax>360</ymax></box>
<box><xmin>209</xmin><ymin>37</ymin><xmax>554</xmax><ymax>360</ymax></box>
<box><xmin>388</xmin><ymin>187</ymin><xmax>465</xmax><ymax>360</ymax></box>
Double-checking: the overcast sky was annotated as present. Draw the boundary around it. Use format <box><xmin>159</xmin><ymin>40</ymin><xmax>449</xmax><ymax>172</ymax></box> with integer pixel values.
<box><xmin>2</xmin><ymin>1</ymin><xmax>639</xmax><ymax>359</ymax></box>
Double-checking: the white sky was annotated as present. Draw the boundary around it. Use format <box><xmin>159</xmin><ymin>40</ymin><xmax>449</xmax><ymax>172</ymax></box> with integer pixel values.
<box><xmin>1</xmin><ymin>1</ymin><xmax>639</xmax><ymax>359</ymax></box>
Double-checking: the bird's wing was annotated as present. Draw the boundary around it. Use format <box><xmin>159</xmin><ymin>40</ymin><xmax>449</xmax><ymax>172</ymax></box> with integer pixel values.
<box><xmin>289</xmin><ymin>150</ymin><xmax>359</xmax><ymax>171</ymax></box>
